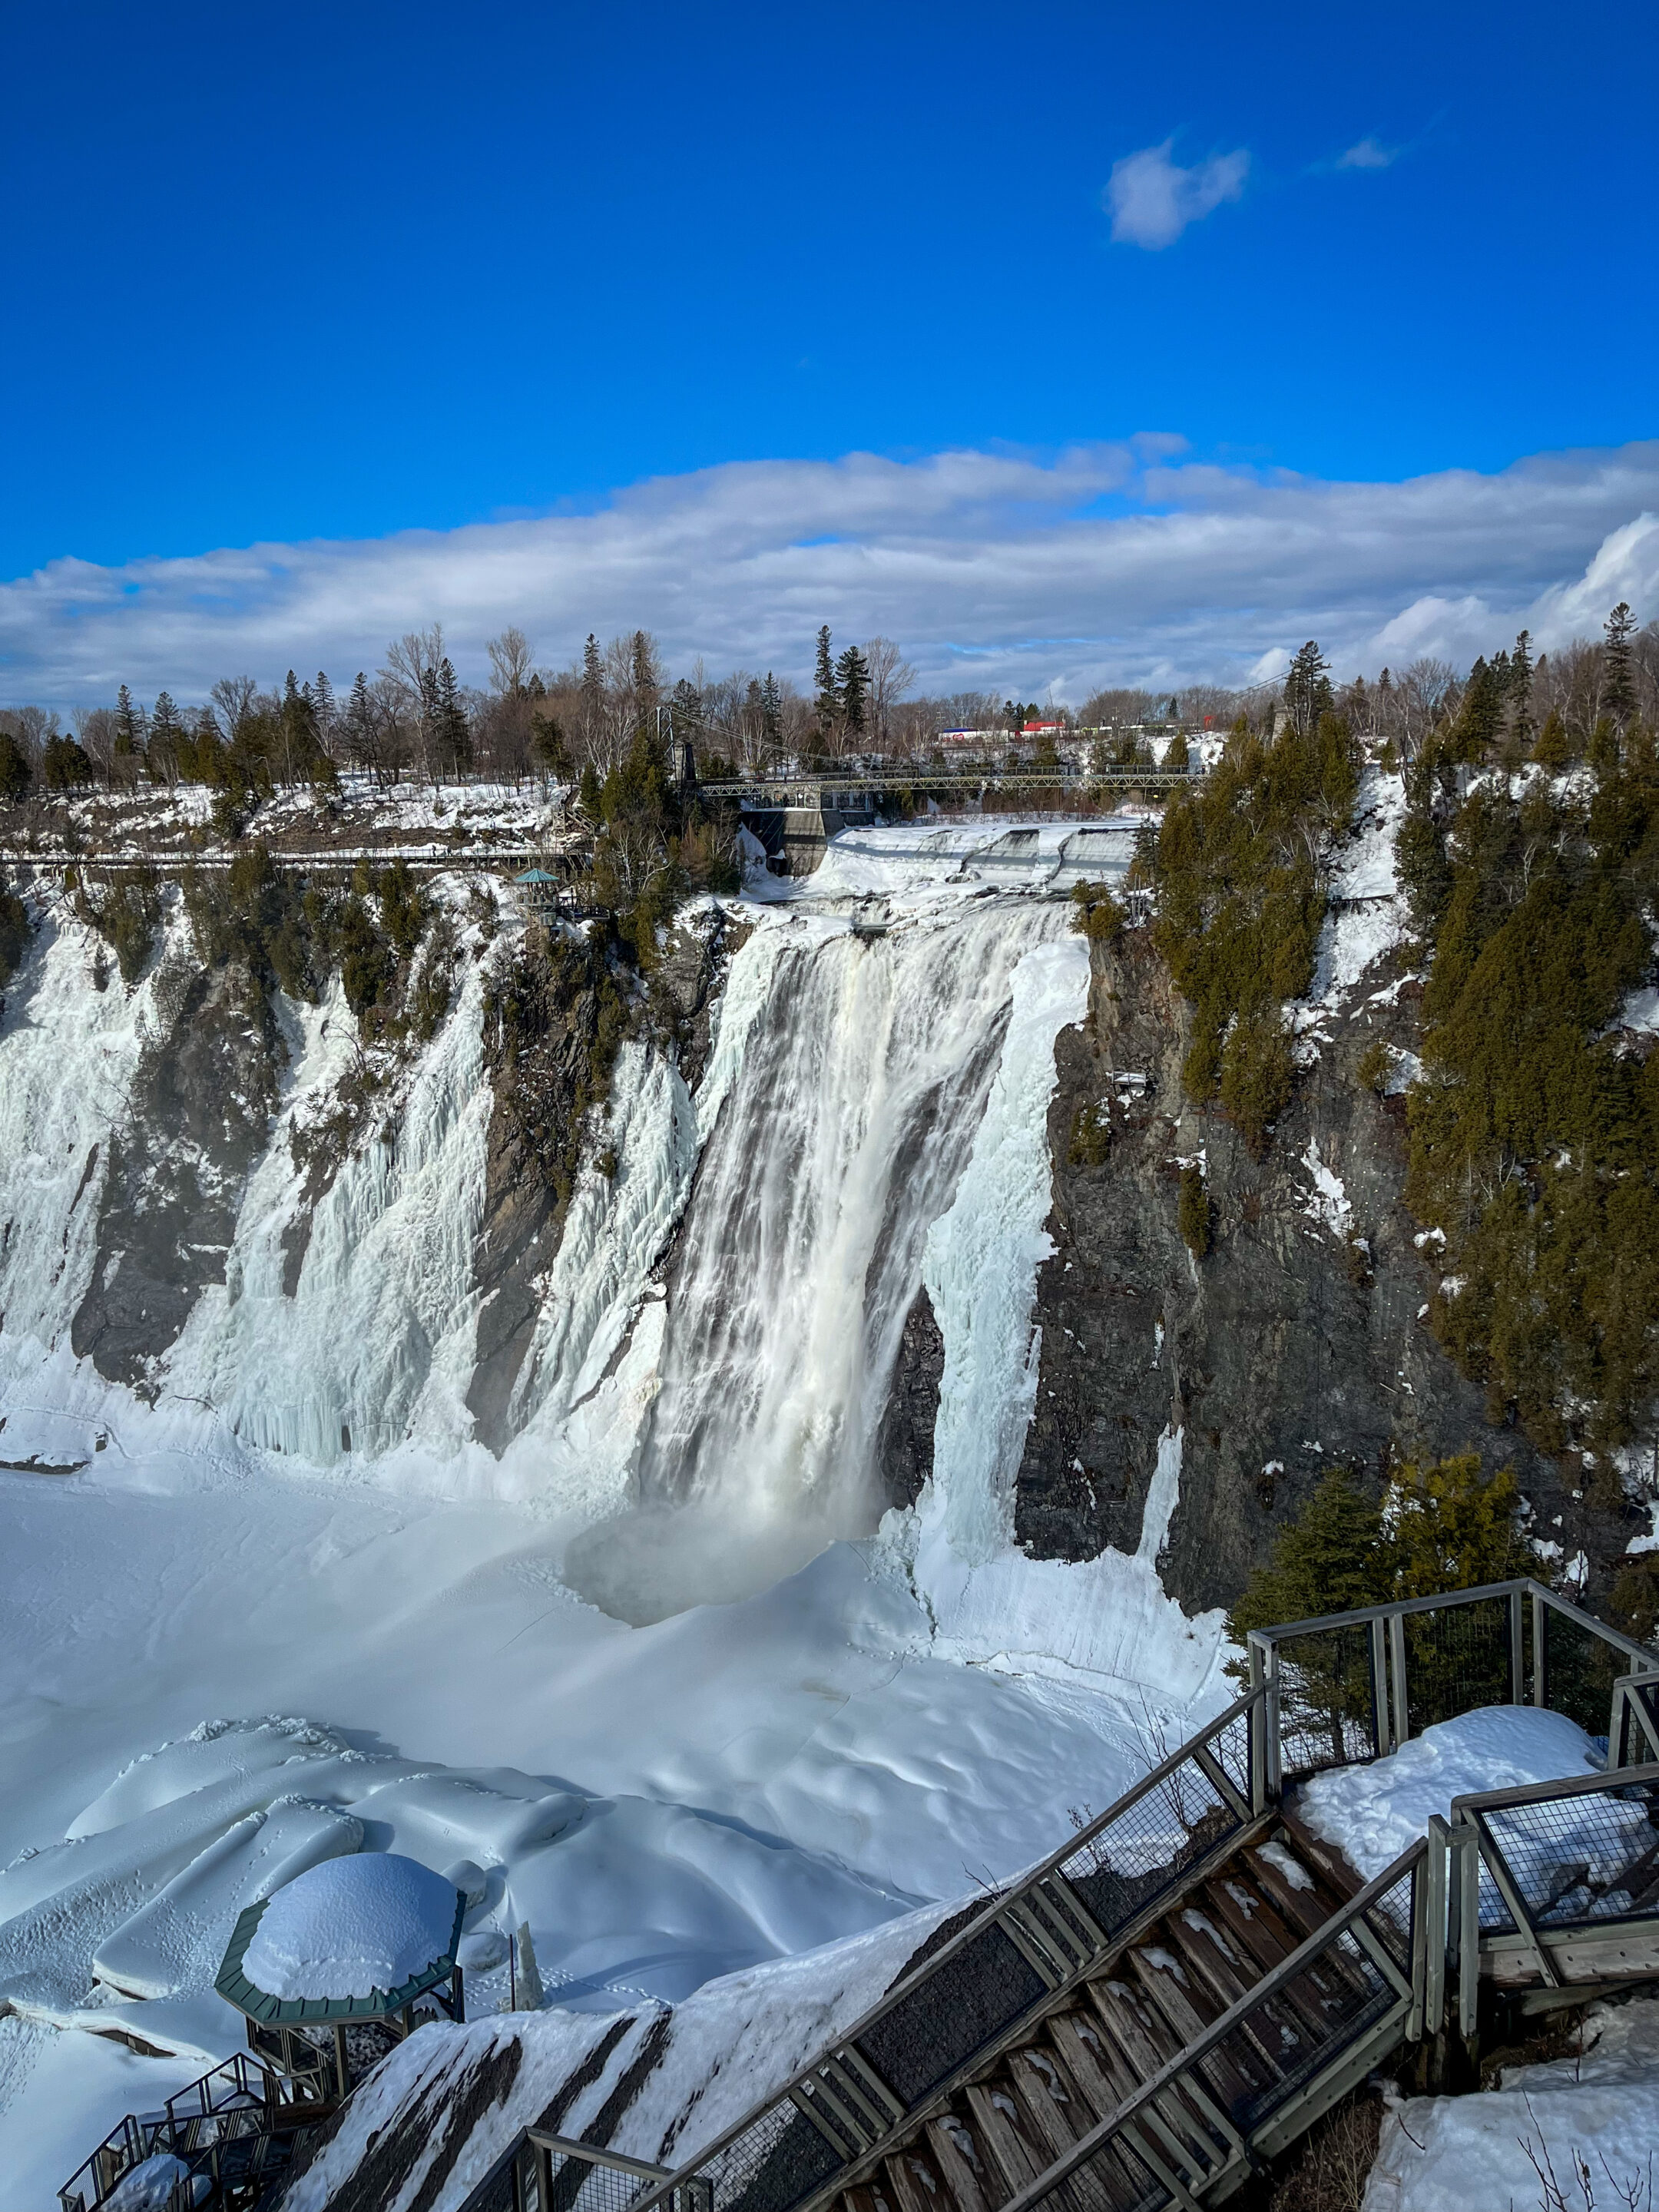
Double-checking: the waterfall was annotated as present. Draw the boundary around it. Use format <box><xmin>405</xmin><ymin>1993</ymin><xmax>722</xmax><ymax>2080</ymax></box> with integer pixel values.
<box><xmin>564</xmin><ymin>896</ymin><xmax>1074</xmax><ymax>1620</ymax></box>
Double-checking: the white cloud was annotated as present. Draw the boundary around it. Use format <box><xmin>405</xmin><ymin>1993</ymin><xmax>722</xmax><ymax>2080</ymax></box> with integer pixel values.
<box><xmin>1104</xmin><ymin>139</ymin><xmax>1250</xmax><ymax>250</ymax></box>
<box><xmin>1336</xmin><ymin>137</ymin><xmax>1396</xmax><ymax>171</ymax></box>
<box><xmin>2</xmin><ymin>445</ymin><xmax>1657</xmax><ymax>712</ymax></box>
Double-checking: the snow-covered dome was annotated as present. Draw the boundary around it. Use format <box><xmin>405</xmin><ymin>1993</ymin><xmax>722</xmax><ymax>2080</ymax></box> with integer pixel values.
<box><xmin>242</xmin><ymin>1853</ymin><xmax>459</xmax><ymax>2002</ymax></box>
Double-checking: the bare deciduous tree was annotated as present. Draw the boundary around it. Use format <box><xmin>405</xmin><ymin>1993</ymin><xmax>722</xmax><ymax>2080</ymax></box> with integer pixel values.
<box><xmin>487</xmin><ymin>628</ymin><xmax>534</xmax><ymax>697</ymax></box>
<box><xmin>864</xmin><ymin>637</ymin><xmax>917</xmax><ymax>745</ymax></box>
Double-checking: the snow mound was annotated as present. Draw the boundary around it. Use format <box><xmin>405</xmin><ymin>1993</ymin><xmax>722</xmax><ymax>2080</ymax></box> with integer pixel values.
<box><xmin>1297</xmin><ymin>1707</ymin><xmax>1604</xmax><ymax>1879</ymax></box>
<box><xmin>242</xmin><ymin>1853</ymin><xmax>459</xmax><ymax>2001</ymax></box>
<box><xmin>1365</xmin><ymin>1996</ymin><xmax>1659</xmax><ymax>2211</ymax></box>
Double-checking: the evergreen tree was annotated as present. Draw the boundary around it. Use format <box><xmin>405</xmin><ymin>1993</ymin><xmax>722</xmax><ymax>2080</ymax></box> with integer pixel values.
<box><xmin>1227</xmin><ymin>1470</ymin><xmax>1392</xmax><ymax>1645</ymax></box>
<box><xmin>1605</xmin><ymin>601</ymin><xmax>1637</xmax><ymax>726</ymax></box>
<box><xmin>1509</xmin><ymin>630</ymin><xmax>1535</xmax><ymax>749</ymax></box>
<box><xmin>761</xmin><ymin>672</ymin><xmax>783</xmax><ymax>759</ymax></box>
<box><xmin>1283</xmin><ymin>642</ymin><xmax>1333</xmax><ymax>737</ymax></box>
<box><xmin>629</xmin><ymin>631</ymin><xmax>661</xmax><ymax>723</ymax></box>
<box><xmin>346</xmin><ymin>673</ymin><xmax>374</xmax><ymax>765</ymax></box>
<box><xmin>0</xmin><ymin>729</ymin><xmax>31</xmax><ymax>803</ymax></box>
<box><xmin>435</xmin><ymin>657</ymin><xmax>471</xmax><ymax>776</ymax></box>
<box><xmin>312</xmin><ymin>671</ymin><xmax>336</xmax><ymax>731</ymax></box>
<box><xmin>834</xmin><ymin>645</ymin><xmax>870</xmax><ymax>737</ymax></box>
<box><xmin>813</xmin><ymin>626</ymin><xmax>837</xmax><ymax>735</ymax></box>
<box><xmin>149</xmin><ymin>690</ymin><xmax>182</xmax><ymax>784</ymax></box>
<box><xmin>114</xmin><ymin>684</ymin><xmax>144</xmax><ymax>763</ymax></box>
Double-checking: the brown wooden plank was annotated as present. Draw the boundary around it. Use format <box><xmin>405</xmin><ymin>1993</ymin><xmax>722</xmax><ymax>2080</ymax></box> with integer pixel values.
<box><xmin>1006</xmin><ymin>2050</ymin><xmax>1084</xmax><ymax>2159</ymax></box>
<box><xmin>962</xmin><ymin>2083</ymin><xmax>1043</xmax><ymax>2197</ymax></box>
<box><xmin>922</xmin><ymin>2118</ymin><xmax>993</xmax><ymax>2212</ymax></box>
<box><xmin>882</xmin><ymin>2147</ymin><xmax>948</xmax><ymax>2212</ymax></box>
<box><xmin>1025</xmin><ymin>2025</ymin><xmax>1160</xmax><ymax>2212</ymax></box>
<box><xmin>1276</xmin><ymin>1804</ymin><xmax>1362</xmax><ymax>1902</ymax></box>
<box><xmin>1084</xmin><ymin>1979</ymin><xmax>1232</xmax><ymax>2179</ymax></box>
<box><xmin>1045</xmin><ymin>2010</ymin><xmax>1138</xmax><ymax>2114</ymax></box>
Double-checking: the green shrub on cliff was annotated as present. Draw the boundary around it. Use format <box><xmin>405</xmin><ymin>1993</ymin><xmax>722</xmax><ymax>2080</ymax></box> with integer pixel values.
<box><xmin>1070</xmin><ymin>880</ymin><xmax>1127</xmax><ymax>943</ymax></box>
<box><xmin>76</xmin><ymin>868</ymin><xmax>163</xmax><ymax>985</ymax></box>
<box><xmin>0</xmin><ymin>879</ymin><xmax>28</xmax><ymax>987</ymax></box>
<box><xmin>1140</xmin><ymin>702</ymin><xmax>1358</xmax><ymax>1153</ymax></box>
<box><xmin>1227</xmin><ymin>1455</ymin><xmax>1531</xmax><ymax>1655</ymax></box>
<box><xmin>1405</xmin><ymin>730</ymin><xmax>1659</xmax><ymax>1452</ymax></box>
<box><xmin>1177</xmin><ymin>1164</ymin><xmax>1212</xmax><ymax>1256</ymax></box>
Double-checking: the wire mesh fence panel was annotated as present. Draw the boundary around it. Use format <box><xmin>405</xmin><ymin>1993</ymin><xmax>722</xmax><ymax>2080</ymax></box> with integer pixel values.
<box><xmin>1035</xmin><ymin>2123</ymin><xmax>1175</xmax><ymax>2212</ymax></box>
<box><xmin>854</xmin><ymin>1916</ymin><xmax>1048</xmax><ymax>2106</ymax></box>
<box><xmin>694</xmin><ymin>2093</ymin><xmax>850</xmax><ymax>2212</ymax></box>
<box><xmin>1542</xmin><ymin>1606</ymin><xmax>1624</xmax><ymax>1739</ymax></box>
<box><xmin>1631</xmin><ymin>1681</ymin><xmax>1659</xmax><ymax>1765</ymax></box>
<box><xmin>1270</xmin><ymin>1628</ymin><xmax>1378</xmax><ymax>1781</ymax></box>
<box><xmin>1058</xmin><ymin>1752</ymin><xmax>1243</xmax><ymax>1938</ymax></box>
<box><xmin>1482</xmin><ymin>1782</ymin><xmax>1659</xmax><ymax>1928</ymax></box>
<box><xmin>1402</xmin><ymin>1597</ymin><xmax>1512</xmax><ymax>1734</ymax></box>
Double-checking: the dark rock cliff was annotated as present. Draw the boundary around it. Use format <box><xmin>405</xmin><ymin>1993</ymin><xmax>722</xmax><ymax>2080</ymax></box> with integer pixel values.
<box><xmin>466</xmin><ymin>906</ymin><xmax>749</xmax><ymax>1452</ymax></box>
<box><xmin>1009</xmin><ymin>924</ymin><xmax>1631</xmax><ymax>1615</ymax></box>
<box><xmin>71</xmin><ymin>962</ymin><xmax>282</xmax><ymax>1387</ymax></box>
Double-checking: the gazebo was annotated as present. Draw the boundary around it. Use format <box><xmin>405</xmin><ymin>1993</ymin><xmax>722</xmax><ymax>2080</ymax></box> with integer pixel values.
<box><xmin>512</xmin><ymin>866</ymin><xmax>563</xmax><ymax>917</ymax></box>
<box><xmin>216</xmin><ymin>1854</ymin><xmax>465</xmax><ymax>2101</ymax></box>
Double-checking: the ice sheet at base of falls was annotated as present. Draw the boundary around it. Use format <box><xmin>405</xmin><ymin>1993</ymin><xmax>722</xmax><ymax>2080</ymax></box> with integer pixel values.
<box><xmin>564</xmin><ymin>896</ymin><xmax>1075</xmax><ymax>1622</ymax></box>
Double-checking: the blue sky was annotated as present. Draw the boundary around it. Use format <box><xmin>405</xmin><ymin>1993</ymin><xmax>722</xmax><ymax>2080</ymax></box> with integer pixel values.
<box><xmin>3</xmin><ymin>0</ymin><xmax>1657</xmax><ymax>700</ymax></box>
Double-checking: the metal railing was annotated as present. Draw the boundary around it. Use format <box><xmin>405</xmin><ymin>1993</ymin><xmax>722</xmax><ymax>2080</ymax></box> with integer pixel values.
<box><xmin>57</xmin><ymin>2050</ymin><xmax>326</xmax><ymax>2212</ymax></box>
<box><xmin>700</xmin><ymin>769</ymin><xmax>1197</xmax><ymax>804</ymax></box>
<box><xmin>1246</xmin><ymin>1578</ymin><xmax>1659</xmax><ymax>1794</ymax></box>
<box><xmin>995</xmin><ymin>1842</ymin><xmax>1428</xmax><ymax>2212</ymax></box>
<box><xmin>495</xmin><ymin>2131</ymin><xmax>714</xmax><ymax>2212</ymax></box>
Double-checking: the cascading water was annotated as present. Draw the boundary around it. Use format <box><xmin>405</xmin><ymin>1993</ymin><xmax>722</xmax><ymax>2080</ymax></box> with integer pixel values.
<box><xmin>564</xmin><ymin>892</ymin><xmax>1075</xmax><ymax>1620</ymax></box>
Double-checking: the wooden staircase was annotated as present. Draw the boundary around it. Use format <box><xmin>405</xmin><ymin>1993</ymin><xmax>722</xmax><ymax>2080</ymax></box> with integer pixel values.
<box><xmin>828</xmin><ymin>1823</ymin><xmax>1372</xmax><ymax>2212</ymax></box>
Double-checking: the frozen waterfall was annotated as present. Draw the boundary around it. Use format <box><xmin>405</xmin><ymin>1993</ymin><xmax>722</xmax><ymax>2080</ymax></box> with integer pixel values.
<box><xmin>565</xmin><ymin>895</ymin><xmax>1075</xmax><ymax>1618</ymax></box>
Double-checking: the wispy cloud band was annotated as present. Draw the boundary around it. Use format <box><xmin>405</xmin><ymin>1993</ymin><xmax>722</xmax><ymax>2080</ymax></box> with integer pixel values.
<box><xmin>2</xmin><ymin>440</ymin><xmax>1657</xmax><ymax>710</ymax></box>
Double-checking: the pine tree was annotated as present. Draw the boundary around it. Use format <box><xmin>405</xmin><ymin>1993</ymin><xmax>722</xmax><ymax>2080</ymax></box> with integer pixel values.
<box><xmin>114</xmin><ymin>684</ymin><xmax>144</xmax><ymax>761</ymax></box>
<box><xmin>149</xmin><ymin>690</ymin><xmax>182</xmax><ymax>784</ymax></box>
<box><xmin>761</xmin><ymin>673</ymin><xmax>783</xmax><ymax>760</ymax></box>
<box><xmin>1283</xmin><ymin>642</ymin><xmax>1333</xmax><ymax>737</ymax></box>
<box><xmin>1509</xmin><ymin>629</ymin><xmax>1535</xmax><ymax>749</ymax></box>
<box><xmin>1605</xmin><ymin>601</ymin><xmax>1637</xmax><ymax>726</ymax></box>
<box><xmin>346</xmin><ymin>673</ymin><xmax>373</xmax><ymax>762</ymax></box>
<box><xmin>312</xmin><ymin>671</ymin><xmax>336</xmax><ymax>730</ymax></box>
<box><xmin>835</xmin><ymin>645</ymin><xmax>870</xmax><ymax>737</ymax></box>
<box><xmin>435</xmin><ymin>657</ymin><xmax>471</xmax><ymax>775</ymax></box>
<box><xmin>813</xmin><ymin>627</ymin><xmax>837</xmax><ymax>735</ymax></box>
<box><xmin>0</xmin><ymin>728</ymin><xmax>31</xmax><ymax>803</ymax></box>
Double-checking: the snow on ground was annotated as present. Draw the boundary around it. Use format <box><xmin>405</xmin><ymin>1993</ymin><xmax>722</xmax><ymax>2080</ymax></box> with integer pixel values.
<box><xmin>1365</xmin><ymin>1997</ymin><xmax>1659</xmax><ymax>2212</ymax></box>
<box><xmin>1296</xmin><ymin>1708</ymin><xmax>1608</xmax><ymax>1879</ymax></box>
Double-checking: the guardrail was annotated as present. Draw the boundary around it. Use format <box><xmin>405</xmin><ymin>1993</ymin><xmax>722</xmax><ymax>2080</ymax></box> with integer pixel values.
<box><xmin>57</xmin><ymin>2050</ymin><xmax>327</xmax><ymax>2212</ymax></box>
<box><xmin>700</xmin><ymin>770</ymin><xmax>1197</xmax><ymax>803</ymax></box>
<box><xmin>998</xmin><ymin>1840</ymin><xmax>1428</xmax><ymax>2212</ymax></box>
<box><xmin>1245</xmin><ymin>1578</ymin><xmax>1659</xmax><ymax>1795</ymax></box>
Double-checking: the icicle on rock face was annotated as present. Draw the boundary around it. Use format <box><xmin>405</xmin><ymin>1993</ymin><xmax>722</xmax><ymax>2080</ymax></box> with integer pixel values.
<box><xmin>565</xmin><ymin>899</ymin><xmax>1071</xmax><ymax>1621</ymax></box>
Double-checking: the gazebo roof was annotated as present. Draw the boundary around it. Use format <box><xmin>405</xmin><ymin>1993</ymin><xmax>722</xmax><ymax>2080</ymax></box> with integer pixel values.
<box><xmin>215</xmin><ymin>1855</ymin><xmax>465</xmax><ymax>2025</ymax></box>
<box><xmin>515</xmin><ymin>867</ymin><xmax>560</xmax><ymax>883</ymax></box>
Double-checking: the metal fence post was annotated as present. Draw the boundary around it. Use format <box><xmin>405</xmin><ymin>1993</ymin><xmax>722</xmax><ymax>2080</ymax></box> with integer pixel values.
<box><xmin>1454</xmin><ymin>1823</ymin><xmax>1480</xmax><ymax>2043</ymax></box>
<box><xmin>1389</xmin><ymin>1611</ymin><xmax>1410</xmax><ymax>1745</ymax></box>
<box><xmin>1248</xmin><ymin>1639</ymin><xmax>1270</xmax><ymax>1812</ymax></box>
<box><xmin>1508</xmin><ymin>1587</ymin><xmax>1525</xmax><ymax>1705</ymax></box>
<box><xmin>1532</xmin><ymin>1589</ymin><xmax>1548</xmax><ymax>1708</ymax></box>
<box><xmin>1422</xmin><ymin>1817</ymin><xmax>1449</xmax><ymax>2038</ymax></box>
<box><xmin>1370</xmin><ymin>1617</ymin><xmax>1392</xmax><ymax>1754</ymax></box>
